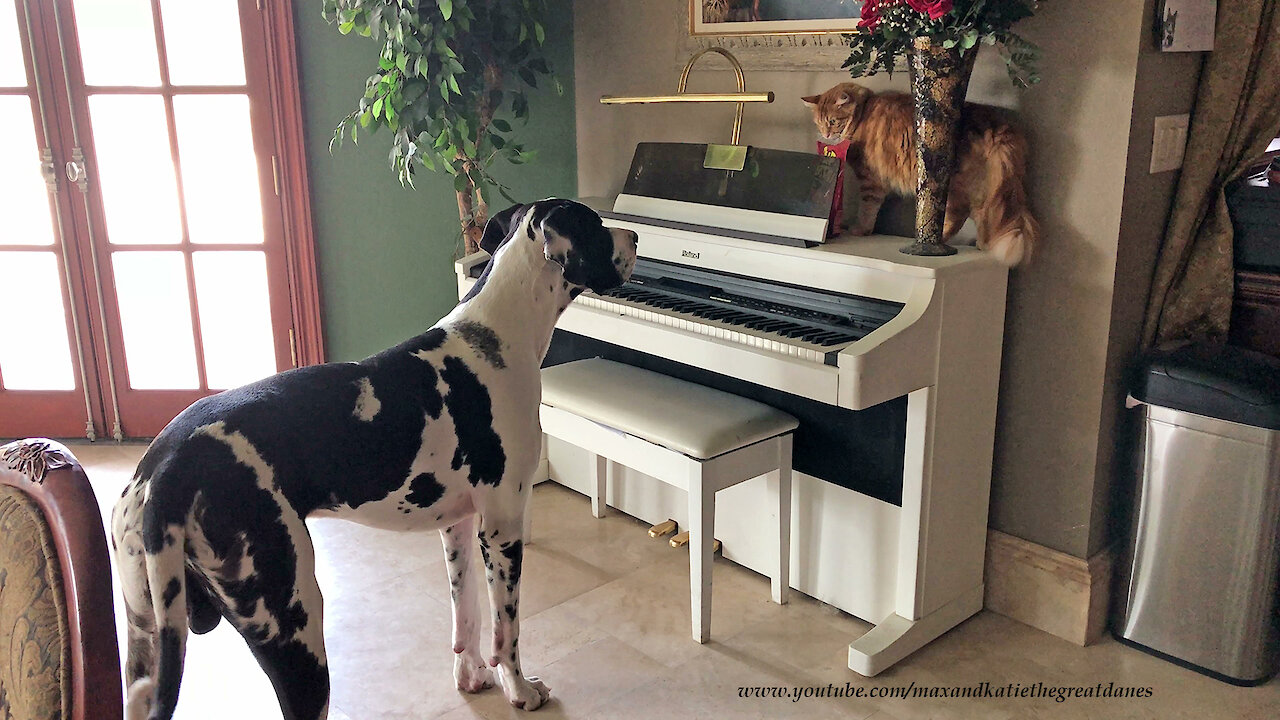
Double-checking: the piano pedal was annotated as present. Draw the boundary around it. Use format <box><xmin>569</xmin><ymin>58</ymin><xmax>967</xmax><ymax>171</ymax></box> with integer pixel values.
<box><xmin>669</xmin><ymin>531</ymin><xmax>721</xmax><ymax>553</ymax></box>
<box><xmin>648</xmin><ymin>519</ymin><xmax>678</xmax><ymax>538</ymax></box>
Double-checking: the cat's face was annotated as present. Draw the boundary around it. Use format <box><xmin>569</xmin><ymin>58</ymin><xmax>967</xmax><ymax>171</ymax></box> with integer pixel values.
<box><xmin>801</xmin><ymin>83</ymin><xmax>873</xmax><ymax>144</ymax></box>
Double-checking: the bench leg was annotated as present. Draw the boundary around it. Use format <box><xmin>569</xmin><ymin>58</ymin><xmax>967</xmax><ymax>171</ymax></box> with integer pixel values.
<box><xmin>688</xmin><ymin>465</ymin><xmax>715</xmax><ymax>643</ymax></box>
<box><xmin>773</xmin><ymin>434</ymin><xmax>792</xmax><ymax>606</ymax></box>
<box><xmin>590</xmin><ymin>454</ymin><xmax>608</xmax><ymax>518</ymax></box>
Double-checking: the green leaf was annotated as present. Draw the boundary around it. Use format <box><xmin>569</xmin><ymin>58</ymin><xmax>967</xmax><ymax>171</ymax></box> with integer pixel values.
<box><xmin>372</xmin><ymin>97</ymin><xmax>384</xmax><ymax>117</ymax></box>
<box><xmin>454</xmin><ymin>173</ymin><xmax>468</xmax><ymax>192</ymax></box>
<box><xmin>534</xmin><ymin>21</ymin><xmax>544</xmax><ymax>45</ymax></box>
<box><xmin>448</xmin><ymin>74</ymin><xmax>461</xmax><ymax>94</ymax></box>
<box><xmin>338</xmin><ymin>20</ymin><xmax>354</xmax><ymax>34</ymax></box>
<box><xmin>491</xmin><ymin>118</ymin><xmax>511</xmax><ymax>133</ymax></box>
<box><xmin>438</xmin><ymin>0</ymin><xmax>453</xmax><ymax>21</ymax></box>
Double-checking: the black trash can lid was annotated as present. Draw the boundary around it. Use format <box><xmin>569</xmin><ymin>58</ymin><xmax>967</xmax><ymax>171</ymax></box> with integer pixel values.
<box><xmin>1131</xmin><ymin>344</ymin><xmax>1280</xmax><ymax>430</ymax></box>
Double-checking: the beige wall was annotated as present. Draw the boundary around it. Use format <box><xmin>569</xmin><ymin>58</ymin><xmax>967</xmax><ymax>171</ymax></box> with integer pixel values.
<box><xmin>1094</xmin><ymin>0</ymin><xmax>1204</xmax><ymax>554</ymax></box>
<box><xmin>573</xmin><ymin>0</ymin><xmax>1200</xmax><ymax>559</ymax></box>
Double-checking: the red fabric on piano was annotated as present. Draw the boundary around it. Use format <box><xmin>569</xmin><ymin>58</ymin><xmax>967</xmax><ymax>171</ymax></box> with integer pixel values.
<box><xmin>818</xmin><ymin>139</ymin><xmax>850</xmax><ymax>239</ymax></box>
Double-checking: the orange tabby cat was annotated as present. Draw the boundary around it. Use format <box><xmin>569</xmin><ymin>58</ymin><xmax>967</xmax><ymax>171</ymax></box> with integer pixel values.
<box><xmin>803</xmin><ymin>82</ymin><xmax>1038</xmax><ymax>266</ymax></box>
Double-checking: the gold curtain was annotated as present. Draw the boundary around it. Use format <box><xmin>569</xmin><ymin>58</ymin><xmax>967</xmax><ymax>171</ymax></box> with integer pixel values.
<box><xmin>1142</xmin><ymin>0</ymin><xmax>1280</xmax><ymax>347</ymax></box>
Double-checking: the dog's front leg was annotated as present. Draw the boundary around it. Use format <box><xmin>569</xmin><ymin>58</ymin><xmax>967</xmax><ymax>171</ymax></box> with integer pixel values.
<box><xmin>441</xmin><ymin>516</ymin><xmax>494</xmax><ymax>694</ymax></box>
<box><xmin>478</xmin><ymin>513</ymin><xmax>549</xmax><ymax>710</ymax></box>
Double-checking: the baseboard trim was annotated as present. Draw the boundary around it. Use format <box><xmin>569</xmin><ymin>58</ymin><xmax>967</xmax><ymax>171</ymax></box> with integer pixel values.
<box><xmin>984</xmin><ymin>529</ymin><xmax>1114</xmax><ymax>646</ymax></box>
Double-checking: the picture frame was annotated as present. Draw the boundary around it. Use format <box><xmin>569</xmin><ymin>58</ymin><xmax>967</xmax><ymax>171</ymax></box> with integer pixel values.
<box><xmin>1156</xmin><ymin>0</ymin><xmax>1216</xmax><ymax>52</ymax></box>
<box><xmin>690</xmin><ymin>0</ymin><xmax>864</xmax><ymax>37</ymax></box>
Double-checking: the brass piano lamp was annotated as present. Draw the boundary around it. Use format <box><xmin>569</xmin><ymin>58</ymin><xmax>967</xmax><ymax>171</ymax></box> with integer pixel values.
<box><xmin>600</xmin><ymin>48</ymin><xmax>773</xmax><ymax>168</ymax></box>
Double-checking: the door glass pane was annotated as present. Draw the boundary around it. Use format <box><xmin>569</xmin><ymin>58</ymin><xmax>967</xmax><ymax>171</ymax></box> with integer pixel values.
<box><xmin>72</xmin><ymin>0</ymin><xmax>161</xmax><ymax>86</ymax></box>
<box><xmin>112</xmin><ymin>251</ymin><xmax>199</xmax><ymax>389</ymax></box>
<box><xmin>159</xmin><ymin>0</ymin><xmax>246</xmax><ymax>86</ymax></box>
<box><xmin>193</xmin><ymin>251</ymin><xmax>276</xmax><ymax>389</ymax></box>
<box><xmin>173</xmin><ymin>95</ymin><xmax>263</xmax><ymax>244</ymax></box>
<box><xmin>88</xmin><ymin>94</ymin><xmax>182</xmax><ymax>244</ymax></box>
<box><xmin>0</xmin><ymin>252</ymin><xmax>75</xmax><ymax>390</ymax></box>
<box><xmin>0</xmin><ymin>95</ymin><xmax>56</xmax><ymax>246</ymax></box>
<box><xmin>0</xmin><ymin>0</ymin><xmax>27</xmax><ymax>86</ymax></box>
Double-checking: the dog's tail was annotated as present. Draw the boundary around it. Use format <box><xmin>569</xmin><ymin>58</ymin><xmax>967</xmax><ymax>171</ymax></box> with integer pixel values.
<box><xmin>116</xmin><ymin>485</ymin><xmax>191</xmax><ymax>720</ymax></box>
<box><xmin>977</xmin><ymin>127</ymin><xmax>1039</xmax><ymax>267</ymax></box>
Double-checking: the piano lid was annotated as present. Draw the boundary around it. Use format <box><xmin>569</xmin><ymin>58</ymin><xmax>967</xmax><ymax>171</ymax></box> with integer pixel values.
<box><xmin>610</xmin><ymin>142</ymin><xmax>839</xmax><ymax>246</ymax></box>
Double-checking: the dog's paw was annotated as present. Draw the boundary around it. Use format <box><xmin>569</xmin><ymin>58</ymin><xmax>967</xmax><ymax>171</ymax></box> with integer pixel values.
<box><xmin>497</xmin><ymin>670</ymin><xmax>551</xmax><ymax>710</ymax></box>
<box><xmin>454</xmin><ymin>651</ymin><xmax>494</xmax><ymax>693</ymax></box>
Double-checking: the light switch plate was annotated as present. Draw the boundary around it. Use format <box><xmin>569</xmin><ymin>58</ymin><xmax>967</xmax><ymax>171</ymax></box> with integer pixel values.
<box><xmin>1150</xmin><ymin>114</ymin><xmax>1190</xmax><ymax>173</ymax></box>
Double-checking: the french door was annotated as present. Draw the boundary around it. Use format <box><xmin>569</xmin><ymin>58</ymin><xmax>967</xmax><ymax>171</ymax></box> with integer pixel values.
<box><xmin>0</xmin><ymin>0</ymin><xmax>321</xmax><ymax>439</ymax></box>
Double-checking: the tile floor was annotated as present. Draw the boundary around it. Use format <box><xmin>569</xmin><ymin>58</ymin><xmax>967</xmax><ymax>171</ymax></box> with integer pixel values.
<box><xmin>73</xmin><ymin>441</ymin><xmax>1279</xmax><ymax>720</ymax></box>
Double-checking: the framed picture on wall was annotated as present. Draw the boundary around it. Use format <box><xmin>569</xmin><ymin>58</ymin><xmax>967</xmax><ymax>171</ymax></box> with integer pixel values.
<box><xmin>691</xmin><ymin>0</ymin><xmax>864</xmax><ymax>36</ymax></box>
<box><xmin>1157</xmin><ymin>0</ymin><xmax>1216</xmax><ymax>52</ymax></box>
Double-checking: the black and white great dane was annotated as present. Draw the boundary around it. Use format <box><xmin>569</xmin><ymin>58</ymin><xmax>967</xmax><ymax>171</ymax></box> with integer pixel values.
<box><xmin>112</xmin><ymin>199</ymin><xmax>638</xmax><ymax>720</ymax></box>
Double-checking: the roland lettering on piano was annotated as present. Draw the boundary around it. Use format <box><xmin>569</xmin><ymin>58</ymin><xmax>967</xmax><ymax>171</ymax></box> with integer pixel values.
<box><xmin>456</xmin><ymin>143</ymin><xmax>1008</xmax><ymax>676</ymax></box>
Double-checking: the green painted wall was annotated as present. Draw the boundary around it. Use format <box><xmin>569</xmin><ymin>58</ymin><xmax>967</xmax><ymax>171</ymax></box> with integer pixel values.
<box><xmin>293</xmin><ymin>1</ymin><xmax>578</xmax><ymax>362</ymax></box>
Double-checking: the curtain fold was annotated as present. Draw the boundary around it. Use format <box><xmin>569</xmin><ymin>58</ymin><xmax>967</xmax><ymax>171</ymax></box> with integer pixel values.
<box><xmin>1142</xmin><ymin>0</ymin><xmax>1280</xmax><ymax>348</ymax></box>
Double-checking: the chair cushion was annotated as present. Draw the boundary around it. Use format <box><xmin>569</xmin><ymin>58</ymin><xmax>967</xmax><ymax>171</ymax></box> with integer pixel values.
<box><xmin>0</xmin><ymin>486</ymin><xmax>70</xmax><ymax>720</ymax></box>
<box><xmin>541</xmin><ymin>359</ymin><xmax>799</xmax><ymax>460</ymax></box>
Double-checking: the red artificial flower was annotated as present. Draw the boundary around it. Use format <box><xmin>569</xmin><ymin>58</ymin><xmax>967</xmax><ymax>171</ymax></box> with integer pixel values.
<box><xmin>906</xmin><ymin>0</ymin><xmax>954</xmax><ymax>20</ymax></box>
<box><xmin>858</xmin><ymin>0</ymin><xmax>882</xmax><ymax>31</ymax></box>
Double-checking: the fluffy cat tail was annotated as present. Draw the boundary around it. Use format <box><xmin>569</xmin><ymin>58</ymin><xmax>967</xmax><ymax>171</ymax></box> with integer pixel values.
<box><xmin>978</xmin><ymin>129</ymin><xmax>1039</xmax><ymax>267</ymax></box>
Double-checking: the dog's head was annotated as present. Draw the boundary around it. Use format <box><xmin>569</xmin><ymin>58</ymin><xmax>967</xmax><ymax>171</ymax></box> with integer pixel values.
<box><xmin>480</xmin><ymin>199</ymin><xmax>637</xmax><ymax>293</ymax></box>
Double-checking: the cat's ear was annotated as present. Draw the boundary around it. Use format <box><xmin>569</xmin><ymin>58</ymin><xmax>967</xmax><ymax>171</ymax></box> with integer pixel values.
<box><xmin>801</xmin><ymin>94</ymin><xmax>819</xmax><ymax>107</ymax></box>
<box><xmin>835</xmin><ymin>92</ymin><xmax>852</xmax><ymax>107</ymax></box>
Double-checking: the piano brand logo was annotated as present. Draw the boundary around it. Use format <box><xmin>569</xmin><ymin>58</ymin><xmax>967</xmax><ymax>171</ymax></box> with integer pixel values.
<box><xmin>681</xmin><ymin>249</ymin><xmax>701</xmax><ymax>260</ymax></box>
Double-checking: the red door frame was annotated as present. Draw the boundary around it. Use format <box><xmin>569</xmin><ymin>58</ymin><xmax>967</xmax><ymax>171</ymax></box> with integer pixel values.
<box><xmin>2</xmin><ymin>0</ymin><xmax>324</xmax><ymax>440</ymax></box>
<box><xmin>0</xmin><ymin>0</ymin><xmax>104</xmax><ymax>439</ymax></box>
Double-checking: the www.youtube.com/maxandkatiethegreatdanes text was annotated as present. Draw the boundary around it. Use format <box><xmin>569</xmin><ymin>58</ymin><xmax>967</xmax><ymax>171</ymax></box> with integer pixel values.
<box><xmin>738</xmin><ymin>681</ymin><xmax>1155</xmax><ymax>703</ymax></box>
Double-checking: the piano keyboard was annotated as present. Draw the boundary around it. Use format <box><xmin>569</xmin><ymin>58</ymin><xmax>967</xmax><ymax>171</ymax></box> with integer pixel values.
<box><xmin>579</xmin><ymin>258</ymin><xmax>903</xmax><ymax>366</ymax></box>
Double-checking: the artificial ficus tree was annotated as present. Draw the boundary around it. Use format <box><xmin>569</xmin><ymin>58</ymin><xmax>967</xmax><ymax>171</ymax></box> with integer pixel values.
<box><xmin>323</xmin><ymin>0</ymin><xmax>558</xmax><ymax>254</ymax></box>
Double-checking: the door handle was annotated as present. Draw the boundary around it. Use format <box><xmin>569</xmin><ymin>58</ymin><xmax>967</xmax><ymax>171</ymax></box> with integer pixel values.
<box><xmin>65</xmin><ymin>159</ymin><xmax>86</xmax><ymax>183</ymax></box>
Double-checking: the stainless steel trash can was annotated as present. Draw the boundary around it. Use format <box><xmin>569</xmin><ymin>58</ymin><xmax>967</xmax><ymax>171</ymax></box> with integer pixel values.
<box><xmin>1117</xmin><ymin>344</ymin><xmax>1280</xmax><ymax>685</ymax></box>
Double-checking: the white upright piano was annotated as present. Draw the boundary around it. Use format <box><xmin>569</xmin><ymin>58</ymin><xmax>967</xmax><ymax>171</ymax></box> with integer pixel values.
<box><xmin>456</xmin><ymin>143</ymin><xmax>1008</xmax><ymax>675</ymax></box>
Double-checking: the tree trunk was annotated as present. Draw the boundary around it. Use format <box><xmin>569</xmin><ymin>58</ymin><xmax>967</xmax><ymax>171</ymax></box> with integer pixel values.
<box><xmin>455</xmin><ymin>63</ymin><xmax>502</xmax><ymax>256</ymax></box>
<box><xmin>456</xmin><ymin>177</ymin><xmax>486</xmax><ymax>256</ymax></box>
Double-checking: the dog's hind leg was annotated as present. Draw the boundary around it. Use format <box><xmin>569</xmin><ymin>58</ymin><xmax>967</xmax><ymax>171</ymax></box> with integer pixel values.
<box><xmin>478</xmin><ymin>510</ymin><xmax>549</xmax><ymax>710</ymax></box>
<box><xmin>441</xmin><ymin>515</ymin><xmax>494</xmax><ymax>693</ymax></box>
<box><xmin>208</xmin><ymin>518</ymin><xmax>329</xmax><ymax>720</ymax></box>
<box><xmin>222</xmin><ymin>527</ymin><xmax>330</xmax><ymax>717</ymax></box>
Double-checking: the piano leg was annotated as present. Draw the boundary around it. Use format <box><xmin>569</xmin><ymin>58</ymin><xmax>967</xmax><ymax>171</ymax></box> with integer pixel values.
<box><xmin>847</xmin><ymin>582</ymin><xmax>984</xmax><ymax>676</ymax></box>
<box><xmin>771</xmin><ymin>434</ymin><xmax>792</xmax><ymax>606</ymax></box>
<box><xmin>847</xmin><ymin>374</ymin><xmax>996</xmax><ymax>675</ymax></box>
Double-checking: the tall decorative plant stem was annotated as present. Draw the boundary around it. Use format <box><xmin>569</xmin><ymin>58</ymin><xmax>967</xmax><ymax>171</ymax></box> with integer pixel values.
<box><xmin>323</xmin><ymin>0</ymin><xmax>559</xmax><ymax>255</ymax></box>
<box><xmin>903</xmin><ymin>37</ymin><xmax>977</xmax><ymax>257</ymax></box>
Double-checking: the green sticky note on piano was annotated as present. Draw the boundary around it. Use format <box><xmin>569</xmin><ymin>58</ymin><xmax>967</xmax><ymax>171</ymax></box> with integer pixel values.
<box><xmin>703</xmin><ymin>144</ymin><xmax>748</xmax><ymax>171</ymax></box>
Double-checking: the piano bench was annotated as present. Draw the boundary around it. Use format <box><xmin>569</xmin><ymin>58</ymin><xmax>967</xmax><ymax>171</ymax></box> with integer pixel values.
<box><xmin>539</xmin><ymin>358</ymin><xmax>798</xmax><ymax>643</ymax></box>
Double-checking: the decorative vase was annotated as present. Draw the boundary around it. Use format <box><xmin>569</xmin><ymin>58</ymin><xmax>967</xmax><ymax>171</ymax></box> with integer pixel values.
<box><xmin>901</xmin><ymin>36</ymin><xmax>978</xmax><ymax>258</ymax></box>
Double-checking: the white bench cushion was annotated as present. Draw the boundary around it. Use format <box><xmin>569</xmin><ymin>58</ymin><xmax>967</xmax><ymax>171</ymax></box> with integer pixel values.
<box><xmin>541</xmin><ymin>359</ymin><xmax>798</xmax><ymax>460</ymax></box>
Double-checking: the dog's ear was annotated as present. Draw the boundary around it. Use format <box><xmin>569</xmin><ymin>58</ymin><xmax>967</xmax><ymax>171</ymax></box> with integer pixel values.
<box><xmin>479</xmin><ymin>204</ymin><xmax>528</xmax><ymax>255</ymax></box>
